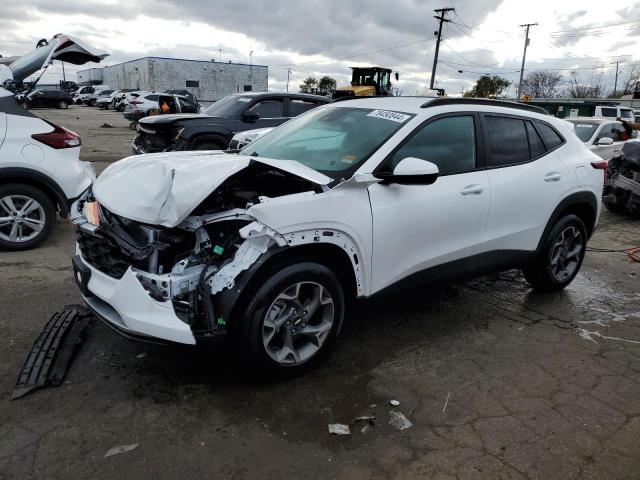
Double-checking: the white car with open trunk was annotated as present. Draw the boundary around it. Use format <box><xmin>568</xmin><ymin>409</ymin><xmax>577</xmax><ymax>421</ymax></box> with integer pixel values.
<box><xmin>72</xmin><ymin>97</ymin><xmax>605</xmax><ymax>372</ymax></box>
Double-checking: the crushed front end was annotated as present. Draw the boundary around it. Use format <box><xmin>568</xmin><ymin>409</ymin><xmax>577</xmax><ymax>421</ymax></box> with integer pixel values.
<box><xmin>69</xmin><ymin>158</ymin><xmax>323</xmax><ymax>345</ymax></box>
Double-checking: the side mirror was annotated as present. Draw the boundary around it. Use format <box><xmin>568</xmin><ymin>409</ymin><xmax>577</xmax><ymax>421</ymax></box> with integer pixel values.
<box><xmin>242</xmin><ymin>111</ymin><xmax>260</xmax><ymax>123</ymax></box>
<box><xmin>374</xmin><ymin>157</ymin><xmax>439</xmax><ymax>185</ymax></box>
<box><xmin>597</xmin><ymin>137</ymin><xmax>614</xmax><ymax>146</ymax></box>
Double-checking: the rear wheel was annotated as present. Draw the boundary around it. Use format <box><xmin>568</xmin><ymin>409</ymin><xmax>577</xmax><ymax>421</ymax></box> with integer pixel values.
<box><xmin>0</xmin><ymin>184</ymin><xmax>56</xmax><ymax>251</ymax></box>
<box><xmin>523</xmin><ymin>214</ymin><xmax>587</xmax><ymax>292</ymax></box>
<box><xmin>238</xmin><ymin>262</ymin><xmax>344</xmax><ymax>374</ymax></box>
<box><xmin>89</xmin><ymin>99</ymin><xmax>97</xmax><ymax>107</ymax></box>
<box><xmin>58</xmin><ymin>100</ymin><xmax>68</xmax><ymax>109</ymax></box>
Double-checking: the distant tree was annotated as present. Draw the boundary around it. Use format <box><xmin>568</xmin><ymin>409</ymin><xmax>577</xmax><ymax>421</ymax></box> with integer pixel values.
<box><xmin>616</xmin><ymin>62</ymin><xmax>640</xmax><ymax>97</ymax></box>
<box><xmin>567</xmin><ymin>72</ymin><xmax>607</xmax><ymax>98</ymax></box>
<box><xmin>299</xmin><ymin>76</ymin><xmax>318</xmax><ymax>93</ymax></box>
<box><xmin>521</xmin><ymin>71</ymin><xmax>563</xmax><ymax>98</ymax></box>
<box><xmin>317</xmin><ymin>76</ymin><xmax>337</xmax><ymax>95</ymax></box>
<box><xmin>463</xmin><ymin>75</ymin><xmax>511</xmax><ymax>98</ymax></box>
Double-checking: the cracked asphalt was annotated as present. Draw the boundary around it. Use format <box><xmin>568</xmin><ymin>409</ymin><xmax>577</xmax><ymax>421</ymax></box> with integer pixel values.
<box><xmin>1</xmin><ymin>107</ymin><xmax>640</xmax><ymax>479</ymax></box>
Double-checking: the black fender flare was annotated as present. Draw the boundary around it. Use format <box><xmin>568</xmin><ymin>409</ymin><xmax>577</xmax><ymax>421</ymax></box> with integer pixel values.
<box><xmin>181</xmin><ymin>124</ymin><xmax>233</xmax><ymax>149</ymax></box>
<box><xmin>0</xmin><ymin>167</ymin><xmax>70</xmax><ymax>217</ymax></box>
<box><xmin>535</xmin><ymin>191</ymin><xmax>598</xmax><ymax>253</ymax></box>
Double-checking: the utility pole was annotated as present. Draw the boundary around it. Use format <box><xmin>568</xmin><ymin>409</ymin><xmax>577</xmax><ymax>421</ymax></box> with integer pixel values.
<box><xmin>61</xmin><ymin>61</ymin><xmax>66</xmax><ymax>82</ymax></box>
<box><xmin>286</xmin><ymin>69</ymin><xmax>292</xmax><ymax>92</ymax></box>
<box><xmin>612</xmin><ymin>60</ymin><xmax>622</xmax><ymax>97</ymax></box>
<box><xmin>516</xmin><ymin>23</ymin><xmax>537</xmax><ymax>101</ymax></box>
<box><xmin>219</xmin><ymin>49</ymin><xmax>222</xmax><ymax>62</ymax></box>
<box><xmin>430</xmin><ymin>7</ymin><xmax>454</xmax><ymax>91</ymax></box>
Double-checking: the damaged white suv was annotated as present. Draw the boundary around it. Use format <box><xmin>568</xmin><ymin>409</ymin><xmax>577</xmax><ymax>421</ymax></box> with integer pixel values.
<box><xmin>72</xmin><ymin>97</ymin><xmax>604</xmax><ymax>371</ymax></box>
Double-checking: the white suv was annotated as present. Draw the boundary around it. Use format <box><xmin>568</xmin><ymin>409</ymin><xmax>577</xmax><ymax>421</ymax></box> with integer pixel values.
<box><xmin>71</xmin><ymin>97</ymin><xmax>604</xmax><ymax>372</ymax></box>
<box><xmin>0</xmin><ymin>89</ymin><xmax>95</xmax><ymax>250</ymax></box>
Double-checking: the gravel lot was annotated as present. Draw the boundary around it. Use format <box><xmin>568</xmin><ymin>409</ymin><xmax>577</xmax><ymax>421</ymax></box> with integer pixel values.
<box><xmin>1</xmin><ymin>107</ymin><xmax>640</xmax><ymax>479</ymax></box>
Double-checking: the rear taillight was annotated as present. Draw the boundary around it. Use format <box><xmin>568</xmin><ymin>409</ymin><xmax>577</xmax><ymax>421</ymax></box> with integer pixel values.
<box><xmin>591</xmin><ymin>161</ymin><xmax>608</xmax><ymax>170</ymax></box>
<box><xmin>31</xmin><ymin>123</ymin><xmax>81</xmax><ymax>149</ymax></box>
<box><xmin>129</xmin><ymin>100</ymin><xmax>143</xmax><ymax>105</ymax></box>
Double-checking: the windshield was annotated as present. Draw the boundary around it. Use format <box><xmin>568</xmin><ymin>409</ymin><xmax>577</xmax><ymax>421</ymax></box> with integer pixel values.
<box><xmin>241</xmin><ymin>106</ymin><xmax>413</xmax><ymax>178</ymax></box>
<box><xmin>203</xmin><ymin>94</ymin><xmax>252</xmax><ymax>117</ymax></box>
<box><xmin>568</xmin><ymin>121</ymin><xmax>598</xmax><ymax>142</ymax></box>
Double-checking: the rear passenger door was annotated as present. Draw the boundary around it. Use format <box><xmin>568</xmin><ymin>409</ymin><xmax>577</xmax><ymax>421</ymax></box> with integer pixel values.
<box><xmin>482</xmin><ymin>115</ymin><xmax>571</xmax><ymax>252</ymax></box>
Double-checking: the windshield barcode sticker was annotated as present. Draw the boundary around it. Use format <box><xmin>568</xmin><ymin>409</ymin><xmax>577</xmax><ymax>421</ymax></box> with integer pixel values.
<box><xmin>367</xmin><ymin>110</ymin><xmax>411</xmax><ymax>123</ymax></box>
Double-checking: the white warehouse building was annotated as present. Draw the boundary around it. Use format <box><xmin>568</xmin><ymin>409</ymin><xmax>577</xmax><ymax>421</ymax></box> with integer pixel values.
<box><xmin>80</xmin><ymin>56</ymin><xmax>268</xmax><ymax>102</ymax></box>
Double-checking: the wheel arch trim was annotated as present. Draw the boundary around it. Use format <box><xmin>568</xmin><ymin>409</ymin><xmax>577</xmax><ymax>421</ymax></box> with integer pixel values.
<box><xmin>0</xmin><ymin>167</ymin><xmax>69</xmax><ymax>216</ymax></box>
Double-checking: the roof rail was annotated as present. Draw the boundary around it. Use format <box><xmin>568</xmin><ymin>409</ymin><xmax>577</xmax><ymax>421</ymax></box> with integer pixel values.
<box><xmin>421</xmin><ymin>97</ymin><xmax>549</xmax><ymax>115</ymax></box>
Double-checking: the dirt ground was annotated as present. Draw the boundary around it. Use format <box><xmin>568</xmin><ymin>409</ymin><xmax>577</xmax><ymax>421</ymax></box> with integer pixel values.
<box><xmin>1</xmin><ymin>107</ymin><xmax>640</xmax><ymax>480</ymax></box>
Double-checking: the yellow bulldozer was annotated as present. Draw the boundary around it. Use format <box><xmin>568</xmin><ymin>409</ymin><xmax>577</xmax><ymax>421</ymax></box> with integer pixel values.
<box><xmin>332</xmin><ymin>67</ymin><xmax>398</xmax><ymax>99</ymax></box>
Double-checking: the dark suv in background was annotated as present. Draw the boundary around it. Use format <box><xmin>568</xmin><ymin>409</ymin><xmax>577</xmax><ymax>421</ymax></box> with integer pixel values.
<box><xmin>22</xmin><ymin>89</ymin><xmax>72</xmax><ymax>109</ymax></box>
<box><xmin>132</xmin><ymin>92</ymin><xmax>330</xmax><ymax>153</ymax></box>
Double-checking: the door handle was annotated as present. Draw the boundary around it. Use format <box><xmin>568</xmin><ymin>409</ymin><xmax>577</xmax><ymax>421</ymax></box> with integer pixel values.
<box><xmin>613</xmin><ymin>148</ymin><xmax>621</xmax><ymax>152</ymax></box>
<box><xmin>460</xmin><ymin>184</ymin><xmax>484</xmax><ymax>195</ymax></box>
<box><xmin>544</xmin><ymin>172</ymin><xmax>562</xmax><ymax>182</ymax></box>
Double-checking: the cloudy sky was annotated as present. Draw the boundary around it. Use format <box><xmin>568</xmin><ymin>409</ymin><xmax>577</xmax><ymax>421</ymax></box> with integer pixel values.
<box><xmin>1</xmin><ymin>0</ymin><xmax>640</xmax><ymax>96</ymax></box>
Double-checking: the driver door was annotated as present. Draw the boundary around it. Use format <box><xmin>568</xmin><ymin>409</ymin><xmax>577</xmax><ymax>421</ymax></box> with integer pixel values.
<box><xmin>368</xmin><ymin>113</ymin><xmax>490</xmax><ymax>293</ymax></box>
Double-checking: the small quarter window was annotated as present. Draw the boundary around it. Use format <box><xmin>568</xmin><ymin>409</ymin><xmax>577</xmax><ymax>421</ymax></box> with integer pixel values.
<box><xmin>185</xmin><ymin>80</ymin><xmax>199</xmax><ymax>88</ymax></box>
<box><xmin>535</xmin><ymin>122</ymin><xmax>564</xmax><ymax>150</ymax></box>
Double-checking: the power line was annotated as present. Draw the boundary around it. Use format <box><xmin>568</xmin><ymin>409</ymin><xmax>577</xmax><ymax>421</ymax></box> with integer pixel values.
<box><xmin>550</xmin><ymin>20</ymin><xmax>640</xmax><ymax>34</ymax></box>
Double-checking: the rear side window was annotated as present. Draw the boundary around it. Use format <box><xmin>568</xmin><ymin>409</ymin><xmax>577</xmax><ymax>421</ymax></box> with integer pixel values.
<box><xmin>600</xmin><ymin>107</ymin><xmax>617</xmax><ymax>117</ymax></box>
<box><xmin>526</xmin><ymin>121</ymin><xmax>545</xmax><ymax>158</ymax></box>
<box><xmin>145</xmin><ymin>95</ymin><xmax>159</xmax><ymax>101</ymax></box>
<box><xmin>290</xmin><ymin>99</ymin><xmax>318</xmax><ymax>116</ymax></box>
<box><xmin>389</xmin><ymin>115</ymin><xmax>476</xmax><ymax>175</ymax></box>
<box><xmin>484</xmin><ymin>116</ymin><xmax>529</xmax><ymax>167</ymax></box>
<box><xmin>535</xmin><ymin>122</ymin><xmax>564</xmax><ymax>150</ymax></box>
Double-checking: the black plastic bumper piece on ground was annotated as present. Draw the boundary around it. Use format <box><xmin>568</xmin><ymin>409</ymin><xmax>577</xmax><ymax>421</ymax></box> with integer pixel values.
<box><xmin>11</xmin><ymin>306</ymin><xmax>93</xmax><ymax>400</ymax></box>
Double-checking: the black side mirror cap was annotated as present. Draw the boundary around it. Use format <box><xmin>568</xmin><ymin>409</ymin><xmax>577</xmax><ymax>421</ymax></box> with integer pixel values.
<box><xmin>242</xmin><ymin>111</ymin><xmax>260</xmax><ymax>122</ymax></box>
<box><xmin>373</xmin><ymin>171</ymin><xmax>438</xmax><ymax>185</ymax></box>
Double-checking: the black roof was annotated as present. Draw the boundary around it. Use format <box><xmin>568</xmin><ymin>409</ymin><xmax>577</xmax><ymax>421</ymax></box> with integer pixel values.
<box><xmin>421</xmin><ymin>97</ymin><xmax>549</xmax><ymax>115</ymax></box>
<box><xmin>228</xmin><ymin>92</ymin><xmax>330</xmax><ymax>102</ymax></box>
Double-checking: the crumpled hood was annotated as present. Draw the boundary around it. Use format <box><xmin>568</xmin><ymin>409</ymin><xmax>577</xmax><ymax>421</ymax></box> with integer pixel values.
<box><xmin>92</xmin><ymin>152</ymin><xmax>331</xmax><ymax>227</ymax></box>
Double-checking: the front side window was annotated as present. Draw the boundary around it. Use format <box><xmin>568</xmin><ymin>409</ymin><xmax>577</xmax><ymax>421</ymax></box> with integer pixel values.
<box><xmin>248</xmin><ymin>99</ymin><xmax>284</xmax><ymax>118</ymax></box>
<box><xmin>389</xmin><ymin>115</ymin><xmax>476</xmax><ymax>175</ymax></box>
<box><xmin>600</xmin><ymin>107</ymin><xmax>617</xmax><ymax>117</ymax></box>
<box><xmin>571</xmin><ymin>122</ymin><xmax>599</xmax><ymax>142</ymax></box>
<box><xmin>242</xmin><ymin>106</ymin><xmax>412</xmax><ymax>178</ymax></box>
<box><xmin>484</xmin><ymin>116</ymin><xmax>529</xmax><ymax>167</ymax></box>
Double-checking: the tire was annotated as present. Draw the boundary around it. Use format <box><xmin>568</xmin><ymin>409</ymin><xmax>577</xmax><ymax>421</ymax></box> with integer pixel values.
<box><xmin>22</xmin><ymin>101</ymin><xmax>30</xmax><ymax>110</ymax></box>
<box><xmin>604</xmin><ymin>200</ymin><xmax>627</xmax><ymax>214</ymax></box>
<box><xmin>0</xmin><ymin>183</ymin><xmax>56</xmax><ymax>251</ymax></box>
<box><xmin>523</xmin><ymin>214</ymin><xmax>587</xmax><ymax>292</ymax></box>
<box><xmin>237</xmin><ymin>262</ymin><xmax>344</xmax><ymax>374</ymax></box>
<box><xmin>89</xmin><ymin>99</ymin><xmax>97</xmax><ymax>107</ymax></box>
<box><xmin>58</xmin><ymin>100</ymin><xmax>68</xmax><ymax>109</ymax></box>
<box><xmin>194</xmin><ymin>141</ymin><xmax>224</xmax><ymax>151</ymax></box>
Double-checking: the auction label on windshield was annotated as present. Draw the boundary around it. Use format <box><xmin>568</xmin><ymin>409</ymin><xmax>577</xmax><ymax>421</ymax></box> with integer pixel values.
<box><xmin>367</xmin><ymin>110</ymin><xmax>411</xmax><ymax>123</ymax></box>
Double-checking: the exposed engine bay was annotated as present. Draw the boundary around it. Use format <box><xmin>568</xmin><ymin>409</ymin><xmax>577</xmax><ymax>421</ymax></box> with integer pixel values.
<box><xmin>604</xmin><ymin>141</ymin><xmax>640</xmax><ymax>216</ymax></box>
<box><xmin>72</xmin><ymin>162</ymin><xmax>330</xmax><ymax>337</ymax></box>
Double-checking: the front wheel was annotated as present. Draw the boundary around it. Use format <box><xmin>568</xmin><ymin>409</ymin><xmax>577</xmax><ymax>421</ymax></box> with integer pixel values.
<box><xmin>238</xmin><ymin>262</ymin><xmax>344</xmax><ymax>374</ymax></box>
<box><xmin>0</xmin><ymin>184</ymin><xmax>56</xmax><ymax>251</ymax></box>
<box><xmin>523</xmin><ymin>214</ymin><xmax>587</xmax><ymax>292</ymax></box>
<box><xmin>58</xmin><ymin>100</ymin><xmax>68</xmax><ymax>109</ymax></box>
<box><xmin>194</xmin><ymin>141</ymin><xmax>223</xmax><ymax>151</ymax></box>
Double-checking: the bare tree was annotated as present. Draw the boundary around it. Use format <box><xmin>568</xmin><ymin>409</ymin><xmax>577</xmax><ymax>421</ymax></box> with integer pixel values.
<box><xmin>521</xmin><ymin>71</ymin><xmax>563</xmax><ymax>98</ymax></box>
<box><xmin>618</xmin><ymin>62</ymin><xmax>640</xmax><ymax>97</ymax></box>
<box><xmin>567</xmin><ymin>72</ymin><xmax>608</xmax><ymax>98</ymax></box>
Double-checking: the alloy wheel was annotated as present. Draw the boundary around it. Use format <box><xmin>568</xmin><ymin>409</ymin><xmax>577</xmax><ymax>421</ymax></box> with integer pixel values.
<box><xmin>0</xmin><ymin>195</ymin><xmax>46</xmax><ymax>243</ymax></box>
<box><xmin>549</xmin><ymin>225</ymin><xmax>583</xmax><ymax>282</ymax></box>
<box><xmin>262</xmin><ymin>281</ymin><xmax>335</xmax><ymax>365</ymax></box>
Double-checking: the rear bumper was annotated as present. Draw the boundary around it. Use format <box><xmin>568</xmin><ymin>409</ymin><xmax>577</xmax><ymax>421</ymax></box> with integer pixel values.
<box><xmin>73</xmin><ymin>250</ymin><xmax>196</xmax><ymax>345</ymax></box>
